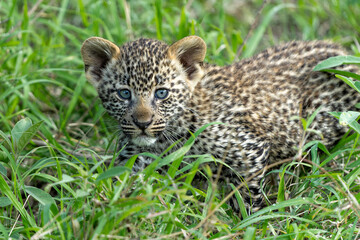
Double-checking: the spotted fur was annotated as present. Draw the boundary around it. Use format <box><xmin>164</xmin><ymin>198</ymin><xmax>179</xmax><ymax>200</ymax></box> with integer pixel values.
<box><xmin>81</xmin><ymin>36</ymin><xmax>359</xmax><ymax>212</ymax></box>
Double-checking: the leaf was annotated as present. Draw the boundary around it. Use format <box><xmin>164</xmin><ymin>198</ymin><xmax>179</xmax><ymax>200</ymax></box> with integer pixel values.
<box><xmin>349</xmin><ymin>121</ymin><xmax>360</xmax><ymax>135</ymax></box>
<box><xmin>336</xmin><ymin>75</ymin><xmax>360</xmax><ymax>93</ymax></box>
<box><xmin>0</xmin><ymin>151</ymin><xmax>8</xmax><ymax>163</ymax></box>
<box><xmin>16</xmin><ymin>120</ymin><xmax>43</xmax><ymax>154</ymax></box>
<box><xmin>184</xmin><ymin>157</ymin><xmax>201</xmax><ymax>186</ymax></box>
<box><xmin>316</xmin><ymin>142</ymin><xmax>330</xmax><ymax>156</ymax></box>
<box><xmin>158</xmin><ymin>122</ymin><xmax>222</xmax><ymax>169</ymax></box>
<box><xmin>0</xmin><ymin>175</ymin><xmax>36</xmax><ymax>227</ymax></box>
<box><xmin>11</xmin><ymin>118</ymin><xmax>32</xmax><ymax>143</ymax></box>
<box><xmin>178</xmin><ymin>7</ymin><xmax>188</xmax><ymax>39</ymax></box>
<box><xmin>154</xmin><ymin>0</ymin><xmax>163</xmax><ymax>40</ymax></box>
<box><xmin>75</xmin><ymin>189</ymin><xmax>90</xmax><ymax>198</ymax></box>
<box><xmin>116</xmin><ymin>201</ymin><xmax>156</xmax><ymax>223</ymax></box>
<box><xmin>20</xmin><ymin>0</ymin><xmax>29</xmax><ymax>45</ymax></box>
<box><xmin>60</xmin><ymin>74</ymin><xmax>87</xmax><ymax>131</ymax></box>
<box><xmin>244</xmin><ymin>227</ymin><xmax>256</xmax><ymax>240</ymax></box>
<box><xmin>346</xmin><ymin>166</ymin><xmax>360</xmax><ymax>186</ymax></box>
<box><xmin>0</xmin><ymin>163</ymin><xmax>6</xmax><ymax>176</ymax></box>
<box><xmin>339</xmin><ymin>111</ymin><xmax>360</xmax><ymax>126</ymax></box>
<box><xmin>314</xmin><ymin>69</ymin><xmax>360</xmax><ymax>81</ymax></box>
<box><xmin>167</xmin><ymin>156</ymin><xmax>183</xmax><ymax>179</ymax></box>
<box><xmin>242</xmin><ymin>4</ymin><xmax>295</xmax><ymax>58</ymax></box>
<box><xmin>47</xmin><ymin>174</ymin><xmax>75</xmax><ymax>188</ymax></box>
<box><xmin>0</xmin><ymin>130</ymin><xmax>12</xmax><ymax>152</ymax></box>
<box><xmin>9</xmin><ymin>118</ymin><xmax>43</xmax><ymax>154</ymax></box>
<box><xmin>311</xmin><ymin>144</ymin><xmax>320</xmax><ymax>174</ymax></box>
<box><xmin>25</xmin><ymin>186</ymin><xmax>56</xmax><ymax>206</ymax></box>
<box><xmin>234</xmin><ymin>198</ymin><xmax>319</xmax><ymax>230</ymax></box>
<box><xmin>42</xmin><ymin>203</ymin><xmax>52</xmax><ymax>228</ymax></box>
<box><xmin>329</xmin><ymin>111</ymin><xmax>342</xmax><ymax>119</ymax></box>
<box><xmin>277</xmin><ymin>167</ymin><xmax>286</xmax><ymax>212</ymax></box>
<box><xmin>305</xmin><ymin>106</ymin><xmax>322</xmax><ymax>129</ymax></box>
<box><xmin>0</xmin><ymin>197</ymin><xmax>12</xmax><ymax>207</ymax></box>
<box><xmin>95</xmin><ymin>166</ymin><xmax>131</xmax><ymax>183</ymax></box>
<box><xmin>0</xmin><ymin>221</ymin><xmax>9</xmax><ymax>240</ymax></box>
<box><xmin>348</xmin><ymin>217</ymin><xmax>358</xmax><ymax>240</ymax></box>
<box><xmin>313</xmin><ymin>55</ymin><xmax>360</xmax><ymax>71</ymax></box>
<box><xmin>339</xmin><ymin>111</ymin><xmax>360</xmax><ymax>134</ymax></box>
<box><xmin>140</xmin><ymin>152</ymin><xmax>162</xmax><ymax>180</ymax></box>
<box><xmin>320</xmin><ymin>149</ymin><xmax>351</xmax><ymax>167</ymax></box>
<box><xmin>125</xmin><ymin>154</ymin><xmax>139</xmax><ymax>169</ymax></box>
<box><xmin>230</xmin><ymin>183</ymin><xmax>248</xmax><ymax>219</ymax></box>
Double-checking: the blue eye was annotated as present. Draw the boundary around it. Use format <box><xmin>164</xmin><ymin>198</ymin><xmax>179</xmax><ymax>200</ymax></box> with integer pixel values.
<box><xmin>117</xmin><ymin>89</ymin><xmax>131</xmax><ymax>100</ymax></box>
<box><xmin>155</xmin><ymin>89</ymin><xmax>169</xmax><ymax>99</ymax></box>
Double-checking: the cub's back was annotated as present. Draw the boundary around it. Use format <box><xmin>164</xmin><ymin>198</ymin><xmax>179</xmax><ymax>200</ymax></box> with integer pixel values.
<box><xmin>199</xmin><ymin>41</ymin><xmax>358</xmax><ymax>157</ymax></box>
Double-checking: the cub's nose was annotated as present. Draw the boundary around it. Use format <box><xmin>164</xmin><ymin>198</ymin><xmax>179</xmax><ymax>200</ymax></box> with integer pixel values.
<box><xmin>132</xmin><ymin>117</ymin><xmax>153</xmax><ymax>130</ymax></box>
<box><xmin>132</xmin><ymin>98</ymin><xmax>154</xmax><ymax>131</ymax></box>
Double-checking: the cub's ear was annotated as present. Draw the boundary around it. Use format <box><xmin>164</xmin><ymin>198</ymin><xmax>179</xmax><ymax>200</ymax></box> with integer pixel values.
<box><xmin>167</xmin><ymin>36</ymin><xmax>206</xmax><ymax>84</ymax></box>
<box><xmin>81</xmin><ymin>37</ymin><xmax>120</xmax><ymax>88</ymax></box>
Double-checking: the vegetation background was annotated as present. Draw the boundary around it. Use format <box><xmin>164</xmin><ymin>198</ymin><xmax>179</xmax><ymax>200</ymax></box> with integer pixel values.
<box><xmin>1</xmin><ymin>0</ymin><xmax>360</xmax><ymax>239</ymax></box>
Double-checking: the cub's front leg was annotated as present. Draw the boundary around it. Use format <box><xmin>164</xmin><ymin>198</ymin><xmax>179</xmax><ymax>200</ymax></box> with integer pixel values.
<box><xmin>226</xmin><ymin>135</ymin><xmax>271</xmax><ymax>213</ymax></box>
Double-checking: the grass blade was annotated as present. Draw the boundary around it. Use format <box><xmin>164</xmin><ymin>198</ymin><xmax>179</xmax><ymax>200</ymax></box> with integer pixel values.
<box><xmin>95</xmin><ymin>166</ymin><xmax>131</xmax><ymax>183</ymax></box>
<box><xmin>0</xmin><ymin>175</ymin><xmax>36</xmax><ymax>227</ymax></box>
<box><xmin>241</xmin><ymin>3</ymin><xmax>295</xmax><ymax>58</ymax></box>
<box><xmin>313</xmin><ymin>55</ymin><xmax>360</xmax><ymax>71</ymax></box>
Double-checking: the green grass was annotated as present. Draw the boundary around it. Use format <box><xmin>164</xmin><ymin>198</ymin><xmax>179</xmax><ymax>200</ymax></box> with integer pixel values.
<box><xmin>1</xmin><ymin>0</ymin><xmax>360</xmax><ymax>239</ymax></box>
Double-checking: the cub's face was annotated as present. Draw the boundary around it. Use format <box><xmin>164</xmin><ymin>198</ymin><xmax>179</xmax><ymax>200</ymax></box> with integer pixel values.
<box><xmin>81</xmin><ymin>36</ymin><xmax>206</xmax><ymax>147</ymax></box>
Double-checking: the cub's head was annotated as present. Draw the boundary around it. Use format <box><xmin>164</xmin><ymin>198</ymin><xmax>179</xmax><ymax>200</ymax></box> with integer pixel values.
<box><xmin>81</xmin><ymin>36</ymin><xmax>206</xmax><ymax>147</ymax></box>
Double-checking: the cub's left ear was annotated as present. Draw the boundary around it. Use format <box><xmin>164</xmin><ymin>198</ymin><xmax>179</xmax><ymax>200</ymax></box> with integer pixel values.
<box><xmin>167</xmin><ymin>36</ymin><xmax>206</xmax><ymax>83</ymax></box>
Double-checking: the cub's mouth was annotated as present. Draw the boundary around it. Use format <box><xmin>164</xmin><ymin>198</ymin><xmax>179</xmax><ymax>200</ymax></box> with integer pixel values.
<box><xmin>121</xmin><ymin>119</ymin><xmax>166</xmax><ymax>147</ymax></box>
<box><xmin>121</xmin><ymin>126</ymin><xmax>160</xmax><ymax>147</ymax></box>
<box><xmin>131</xmin><ymin>134</ymin><xmax>157</xmax><ymax>147</ymax></box>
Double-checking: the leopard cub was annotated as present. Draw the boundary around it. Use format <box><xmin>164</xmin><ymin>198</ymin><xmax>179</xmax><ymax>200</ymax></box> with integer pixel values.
<box><xmin>81</xmin><ymin>36</ymin><xmax>359</xmax><ymax>211</ymax></box>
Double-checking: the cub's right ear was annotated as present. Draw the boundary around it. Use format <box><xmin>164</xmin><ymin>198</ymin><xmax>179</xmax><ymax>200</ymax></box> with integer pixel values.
<box><xmin>81</xmin><ymin>37</ymin><xmax>120</xmax><ymax>88</ymax></box>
